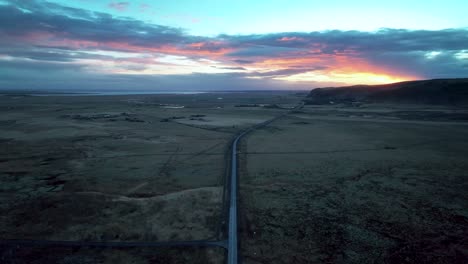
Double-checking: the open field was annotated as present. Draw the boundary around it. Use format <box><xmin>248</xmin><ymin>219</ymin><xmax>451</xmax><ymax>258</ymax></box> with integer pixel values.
<box><xmin>2</xmin><ymin>92</ymin><xmax>468</xmax><ymax>263</ymax></box>
<box><xmin>0</xmin><ymin>246</ymin><xmax>226</xmax><ymax>264</ymax></box>
<box><xmin>240</xmin><ymin>104</ymin><xmax>468</xmax><ymax>263</ymax></box>
<box><xmin>0</xmin><ymin>91</ymin><xmax>300</xmax><ymax>263</ymax></box>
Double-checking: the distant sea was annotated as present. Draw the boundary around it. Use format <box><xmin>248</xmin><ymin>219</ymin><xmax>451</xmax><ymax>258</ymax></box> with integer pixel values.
<box><xmin>0</xmin><ymin>89</ymin><xmax>304</xmax><ymax>97</ymax></box>
<box><xmin>0</xmin><ymin>91</ymin><xmax>208</xmax><ymax>97</ymax></box>
<box><xmin>1</xmin><ymin>90</ymin><xmax>297</xmax><ymax>97</ymax></box>
<box><xmin>37</xmin><ymin>91</ymin><xmax>208</xmax><ymax>96</ymax></box>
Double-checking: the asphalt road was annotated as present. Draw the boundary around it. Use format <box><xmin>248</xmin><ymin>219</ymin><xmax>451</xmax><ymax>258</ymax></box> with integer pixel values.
<box><xmin>0</xmin><ymin>103</ymin><xmax>303</xmax><ymax>264</ymax></box>
<box><xmin>227</xmin><ymin>103</ymin><xmax>303</xmax><ymax>264</ymax></box>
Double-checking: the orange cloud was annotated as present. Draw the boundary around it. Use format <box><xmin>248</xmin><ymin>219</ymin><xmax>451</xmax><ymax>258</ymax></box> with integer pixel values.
<box><xmin>248</xmin><ymin>51</ymin><xmax>418</xmax><ymax>84</ymax></box>
<box><xmin>9</xmin><ymin>30</ymin><xmax>419</xmax><ymax>85</ymax></box>
<box><xmin>21</xmin><ymin>33</ymin><xmax>234</xmax><ymax>59</ymax></box>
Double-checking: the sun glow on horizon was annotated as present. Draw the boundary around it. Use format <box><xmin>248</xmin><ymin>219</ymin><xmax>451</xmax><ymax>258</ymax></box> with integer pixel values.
<box><xmin>276</xmin><ymin>70</ymin><xmax>416</xmax><ymax>85</ymax></box>
<box><xmin>1</xmin><ymin>0</ymin><xmax>466</xmax><ymax>90</ymax></box>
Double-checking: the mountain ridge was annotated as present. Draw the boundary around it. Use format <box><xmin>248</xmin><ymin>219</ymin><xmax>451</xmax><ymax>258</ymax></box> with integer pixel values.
<box><xmin>305</xmin><ymin>78</ymin><xmax>468</xmax><ymax>105</ymax></box>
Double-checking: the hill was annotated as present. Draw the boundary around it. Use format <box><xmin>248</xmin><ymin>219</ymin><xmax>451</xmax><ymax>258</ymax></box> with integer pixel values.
<box><xmin>305</xmin><ymin>78</ymin><xmax>468</xmax><ymax>105</ymax></box>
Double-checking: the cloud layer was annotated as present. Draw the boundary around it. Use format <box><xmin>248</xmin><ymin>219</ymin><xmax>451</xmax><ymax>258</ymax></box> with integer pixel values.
<box><xmin>0</xmin><ymin>0</ymin><xmax>467</xmax><ymax>90</ymax></box>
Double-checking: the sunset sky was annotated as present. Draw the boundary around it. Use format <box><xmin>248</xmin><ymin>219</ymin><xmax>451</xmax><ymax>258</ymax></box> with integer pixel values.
<box><xmin>1</xmin><ymin>0</ymin><xmax>467</xmax><ymax>91</ymax></box>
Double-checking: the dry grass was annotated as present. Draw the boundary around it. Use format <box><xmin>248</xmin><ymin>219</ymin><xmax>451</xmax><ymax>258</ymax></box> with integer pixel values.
<box><xmin>240</xmin><ymin>104</ymin><xmax>468</xmax><ymax>264</ymax></box>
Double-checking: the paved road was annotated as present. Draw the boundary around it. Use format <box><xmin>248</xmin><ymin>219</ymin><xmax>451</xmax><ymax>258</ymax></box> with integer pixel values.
<box><xmin>0</xmin><ymin>103</ymin><xmax>303</xmax><ymax>264</ymax></box>
<box><xmin>227</xmin><ymin>103</ymin><xmax>303</xmax><ymax>264</ymax></box>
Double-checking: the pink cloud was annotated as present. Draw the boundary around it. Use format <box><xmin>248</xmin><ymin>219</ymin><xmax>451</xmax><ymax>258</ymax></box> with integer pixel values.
<box><xmin>278</xmin><ymin>37</ymin><xmax>304</xmax><ymax>42</ymax></box>
<box><xmin>108</xmin><ymin>2</ymin><xmax>130</xmax><ymax>12</ymax></box>
<box><xmin>6</xmin><ymin>29</ymin><xmax>418</xmax><ymax>82</ymax></box>
<box><xmin>16</xmin><ymin>32</ymin><xmax>234</xmax><ymax>60</ymax></box>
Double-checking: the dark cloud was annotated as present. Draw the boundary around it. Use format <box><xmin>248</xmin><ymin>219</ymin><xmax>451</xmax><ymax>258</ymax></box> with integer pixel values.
<box><xmin>0</xmin><ymin>46</ymin><xmax>106</xmax><ymax>62</ymax></box>
<box><xmin>0</xmin><ymin>59</ymin><xmax>85</xmax><ymax>71</ymax></box>
<box><xmin>232</xmin><ymin>59</ymin><xmax>255</xmax><ymax>64</ymax></box>
<box><xmin>0</xmin><ymin>71</ymin><xmax>313</xmax><ymax>91</ymax></box>
<box><xmin>226</xmin><ymin>46</ymin><xmax>302</xmax><ymax>57</ymax></box>
<box><xmin>247</xmin><ymin>67</ymin><xmax>326</xmax><ymax>78</ymax></box>
<box><xmin>0</xmin><ymin>0</ymin><xmax>191</xmax><ymax>48</ymax></box>
<box><xmin>365</xmin><ymin>50</ymin><xmax>468</xmax><ymax>78</ymax></box>
<box><xmin>220</xmin><ymin>29</ymin><xmax>468</xmax><ymax>53</ymax></box>
<box><xmin>212</xmin><ymin>66</ymin><xmax>246</xmax><ymax>70</ymax></box>
<box><xmin>2</xmin><ymin>1</ymin><xmax>466</xmax><ymax>56</ymax></box>
<box><xmin>118</xmin><ymin>64</ymin><xmax>148</xmax><ymax>71</ymax></box>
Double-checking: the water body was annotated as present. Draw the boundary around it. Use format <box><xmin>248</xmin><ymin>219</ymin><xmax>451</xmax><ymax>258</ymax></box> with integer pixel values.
<box><xmin>0</xmin><ymin>91</ymin><xmax>207</xmax><ymax>97</ymax></box>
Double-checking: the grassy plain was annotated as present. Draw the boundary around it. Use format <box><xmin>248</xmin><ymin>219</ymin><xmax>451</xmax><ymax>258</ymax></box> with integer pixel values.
<box><xmin>0</xmin><ymin>91</ymin><xmax>300</xmax><ymax>263</ymax></box>
<box><xmin>240</xmin><ymin>104</ymin><xmax>468</xmax><ymax>263</ymax></box>
<box><xmin>1</xmin><ymin>92</ymin><xmax>467</xmax><ymax>263</ymax></box>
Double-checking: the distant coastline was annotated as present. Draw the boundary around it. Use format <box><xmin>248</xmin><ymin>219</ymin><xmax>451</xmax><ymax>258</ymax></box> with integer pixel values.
<box><xmin>0</xmin><ymin>89</ymin><xmax>304</xmax><ymax>97</ymax></box>
<box><xmin>0</xmin><ymin>90</ymin><xmax>208</xmax><ymax>97</ymax></box>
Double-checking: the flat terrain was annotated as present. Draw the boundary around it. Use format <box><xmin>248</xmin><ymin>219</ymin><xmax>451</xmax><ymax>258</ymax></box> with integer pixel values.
<box><xmin>1</xmin><ymin>246</ymin><xmax>226</xmax><ymax>264</ymax></box>
<box><xmin>0</xmin><ymin>91</ymin><xmax>300</xmax><ymax>263</ymax></box>
<box><xmin>2</xmin><ymin>92</ymin><xmax>468</xmax><ymax>263</ymax></box>
<box><xmin>240</xmin><ymin>104</ymin><xmax>468</xmax><ymax>263</ymax></box>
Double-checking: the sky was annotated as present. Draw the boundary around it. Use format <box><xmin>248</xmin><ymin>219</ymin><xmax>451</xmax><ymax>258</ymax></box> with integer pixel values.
<box><xmin>0</xmin><ymin>0</ymin><xmax>467</xmax><ymax>91</ymax></box>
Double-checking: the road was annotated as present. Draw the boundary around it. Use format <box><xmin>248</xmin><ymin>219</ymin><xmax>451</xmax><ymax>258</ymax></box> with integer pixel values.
<box><xmin>0</xmin><ymin>103</ymin><xmax>303</xmax><ymax>264</ymax></box>
<box><xmin>227</xmin><ymin>103</ymin><xmax>303</xmax><ymax>264</ymax></box>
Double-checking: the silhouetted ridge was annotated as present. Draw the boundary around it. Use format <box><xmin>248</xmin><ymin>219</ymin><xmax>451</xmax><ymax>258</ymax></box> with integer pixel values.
<box><xmin>305</xmin><ymin>78</ymin><xmax>468</xmax><ymax>105</ymax></box>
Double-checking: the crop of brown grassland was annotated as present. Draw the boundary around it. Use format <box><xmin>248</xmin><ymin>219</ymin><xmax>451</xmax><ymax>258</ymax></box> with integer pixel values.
<box><xmin>239</xmin><ymin>102</ymin><xmax>468</xmax><ymax>264</ymax></box>
<box><xmin>1</xmin><ymin>90</ymin><xmax>467</xmax><ymax>263</ymax></box>
<box><xmin>0</xmin><ymin>91</ymin><xmax>301</xmax><ymax>263</ymax></box>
